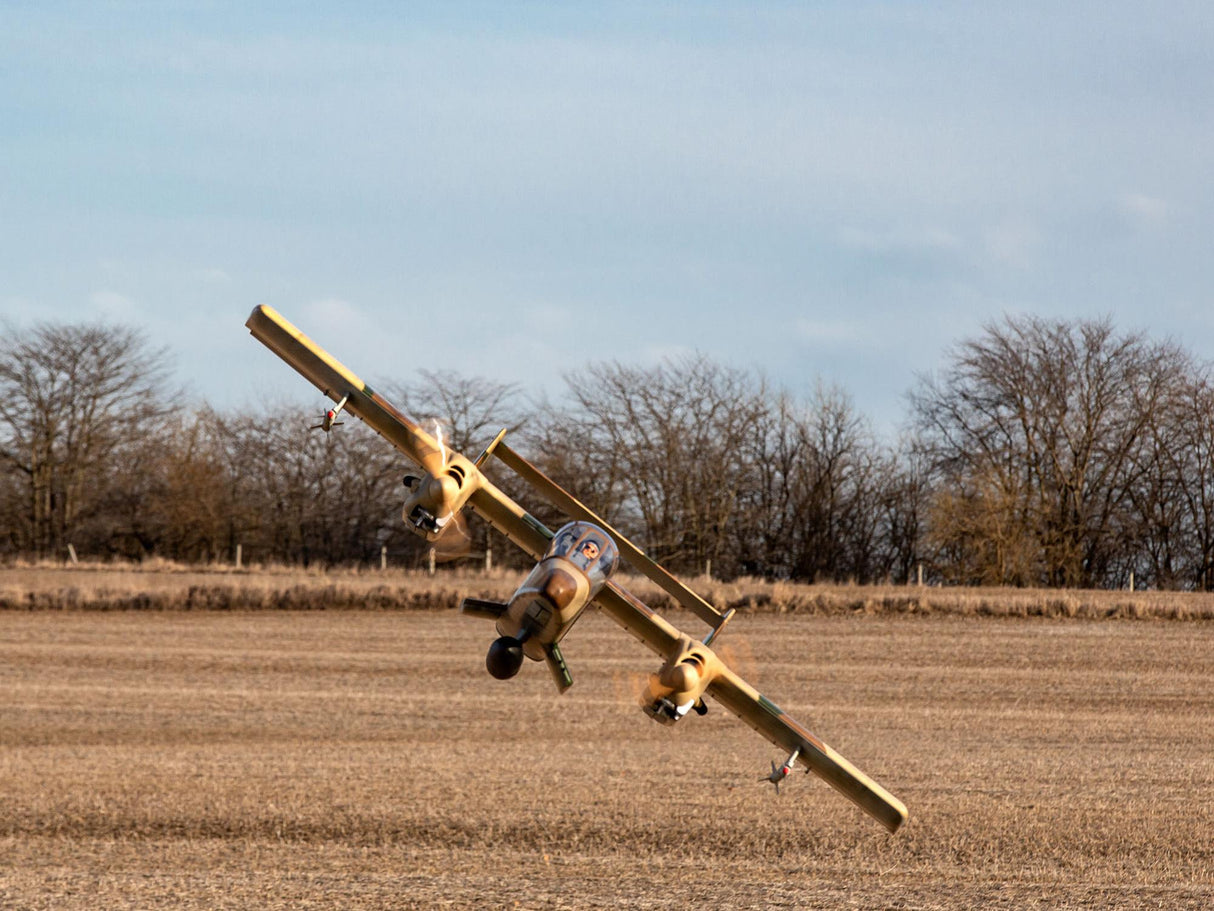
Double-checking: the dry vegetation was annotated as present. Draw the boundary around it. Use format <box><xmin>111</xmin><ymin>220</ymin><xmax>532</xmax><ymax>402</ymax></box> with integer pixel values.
<box><xmin>2</xmin><ymin>570</ymin><xmax>1213</xmax><ymax>908</ymax></box>
<box><xmin>6</xmin><ymin>562</ymin><xmax>1214</xmax><ymax>621</ymax></box>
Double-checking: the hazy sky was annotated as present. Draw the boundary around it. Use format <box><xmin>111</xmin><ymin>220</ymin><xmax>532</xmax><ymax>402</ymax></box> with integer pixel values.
<box><xmin>3</xmin><ymin>2</ymin><xmax>1212</xmax><ymax>434</ymax></box>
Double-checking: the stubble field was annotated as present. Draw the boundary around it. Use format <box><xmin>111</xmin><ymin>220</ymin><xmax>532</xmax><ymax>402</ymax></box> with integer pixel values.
<box><xmin>2</xmin><ymin>577</ymin><xmax>1213</xmax><ymax>908</ymax></box>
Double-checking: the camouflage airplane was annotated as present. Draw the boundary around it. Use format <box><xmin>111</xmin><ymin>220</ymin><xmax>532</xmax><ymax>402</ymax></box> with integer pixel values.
<box><xmin>246</xmin><ymin>304</ymin><xmax>908</xmax><ymax>834</ymax></box>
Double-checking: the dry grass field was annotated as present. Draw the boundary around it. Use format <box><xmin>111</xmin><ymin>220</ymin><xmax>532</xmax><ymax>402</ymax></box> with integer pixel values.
<box><xmin>2</xmin><ymin>569</ymin><xmax>1213</xmax><ymax>908</ymax></box>
<box><xmin>6</xmin><ymin>560</ymin><xmax>1214</xmax><ymax>619</ymax></box>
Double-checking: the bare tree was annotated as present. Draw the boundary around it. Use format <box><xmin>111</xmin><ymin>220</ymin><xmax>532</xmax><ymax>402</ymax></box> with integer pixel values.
<box><xmin>389</xmin><ymin>370</ymin><xmax>527</xmax><ymax>456</ymax></box>
<box><xmin>873</xmin><ymin>436</ymin><xmax>932</xmax><ymax>584</ymax></box>
<box><xmin>530</xmin><ymin>363</ymin><xmax>910</xmax><ymax>583</ymax></box>
<box><xmin>129</xmin><ymin>407</ymin><xmax>253</xmax><ymax>563</ymax></box>
<box><xmin>911</xmin><ymin>315</ymin><xmax>1188</xmax><ymax>588</ymax></box>
<box><xmin>732</xmin><ymin>390</ymin><xmax>805</xmax><ymax>577</ymax></box>
<box><xmin>521</xmin><ymin>395</ymin><xmax>633</xmax><ymax>546</ymax></box>
<box><xmin>0</xmin><ymin>322</ymin><xmax>177</xmax><ymax>558</ymax></box>
<box><xmin>552</xmin><ymin>355</ymin><xmax>768</xmax><ymax>577</ymax></box>
<box><xmin>220</xmin><ymin>405</ymin><xmax>408</xmax><ymax>567</ymax></box>
<box><xmin>783</xmin><ymin>383</ymin><xmax>886</xmax><ymax>582</ymax></box>
<box><xmin>1123</xmin><ymin>366</ymin><xmax>1214</xmax><ymax>589</ymax></box>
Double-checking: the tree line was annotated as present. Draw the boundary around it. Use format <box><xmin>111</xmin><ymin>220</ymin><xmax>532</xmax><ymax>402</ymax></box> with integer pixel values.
<box><xmin>4</xmin><ymin>314</ymin><xmax>1214</xmax><ymax>590</ymax></box>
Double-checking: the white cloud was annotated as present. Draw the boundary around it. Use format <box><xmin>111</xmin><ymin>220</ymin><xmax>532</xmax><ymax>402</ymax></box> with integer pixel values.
<box><xmin>89</xmin><ymin>290</ymin><xmax>139</xmax><ymax>320</ymax></box>
<box><xmin>189</xmin><ymin>267</ymin><xmax>232</xmax><ymax>284</ymax></box>
<box><xmin>1119</xmin><ymin>193</ymin><xmax>1169</xmax><ymax>228</ymax></box>
<box><xmin>838</xmin><ymin>225</ymin><xmax>962</xmax><ymax>254</ymax></box>
<box><xmin>1</xmin><ymin>297</ymin><xmax>38</xmax><ymax>318</ymax></box>
<box><xmin>641</xmin><ymin>343</ymin><xmax>695</xmax><ymax>365</ymax></box>
<box><xmin>4</xmin><ymin>2</ymin><xmax>1211</xmax><ymax>431</ymax></box>
<box><xmin>302</xmin><ymin>298</ymin><xmax>368</xmax><ymax>332</ymax></box>
<box><xmin>796</xmin><ymin>318</ymin><xmax>863</xmax><ymax>345</ymax></box>
<box><xmin>984</xmin><ymin>219</ymin><xmax>1041</xmax><ymax>269</ymax></box>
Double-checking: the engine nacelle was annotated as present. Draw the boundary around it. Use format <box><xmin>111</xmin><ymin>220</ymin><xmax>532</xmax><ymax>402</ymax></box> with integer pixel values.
<box><xmin>401</xmin><ymin>456</ymin><xmax>479</xmax><ymax>542</ymax></box>
<box><xmin>640</xmin><ymin>635</ymin><xmax>722</xmax><ymax>725</ymax></box>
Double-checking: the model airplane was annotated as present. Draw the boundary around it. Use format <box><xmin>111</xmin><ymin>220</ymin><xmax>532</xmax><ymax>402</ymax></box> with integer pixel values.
<box><xmin>245</xmin><ymin>304</ymin><xmax>908</xmax><ymax>834</ymax></box>
<box><xmin>310</xmin><ymin>393</ymin><xmax>348</xmax><ymax>432</ymax></box>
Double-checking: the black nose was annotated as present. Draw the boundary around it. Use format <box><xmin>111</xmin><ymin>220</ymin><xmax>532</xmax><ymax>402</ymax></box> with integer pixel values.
<box><xmin>485</xmin><ymin>636</ymin><xmax>525</xmax><ymax>679</ymax></box>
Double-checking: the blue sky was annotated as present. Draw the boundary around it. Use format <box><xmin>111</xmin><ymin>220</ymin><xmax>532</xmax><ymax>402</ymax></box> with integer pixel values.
<box><xmin>2</xmin><ymin>2</ymin><xmax>1212</xmax><ymax>433</ymax></box>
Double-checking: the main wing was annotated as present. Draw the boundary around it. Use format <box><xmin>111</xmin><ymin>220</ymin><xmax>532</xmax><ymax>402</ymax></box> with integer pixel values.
<box><xmin>246</xmin><ymin>305</ymin><xmax>448</xmax><ymax>474</ymax></box>
<box><xmin>709</xmin><ymin>663</ymin><xmax>908</xmax><ymax>833</ymax></box>
<box><xmin>590</xmin><ymin>576</ymin><xmax>906</xmax><ymax>832</ymax></box>
<box><xmin>591</xmin><ymin>584</ymin><xmax>907</xmax><ymax>832</ymax></box>
<box><xmin>247</xmin><ymin>305</ymin><xmax>563</xmax><ymax>562</ymax></box>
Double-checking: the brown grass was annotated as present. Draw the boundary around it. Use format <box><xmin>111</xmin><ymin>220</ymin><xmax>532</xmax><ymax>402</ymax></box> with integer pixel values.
<box><xmin>2</xmin><ymin>605</ymin><xmax>1212</xmax><ymax>908</ymax></box>
<box><xmin>4</xmin><ymin>562</ymin><xmax>1214</xmax><ymax>620</ymax></box>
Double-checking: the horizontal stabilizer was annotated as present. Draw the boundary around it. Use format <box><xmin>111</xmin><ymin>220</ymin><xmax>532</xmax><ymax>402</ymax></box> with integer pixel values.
<box><xmin>460</xmin><ymin>597</ymin><xmax>509</xmax><ymax>619</ymax></box>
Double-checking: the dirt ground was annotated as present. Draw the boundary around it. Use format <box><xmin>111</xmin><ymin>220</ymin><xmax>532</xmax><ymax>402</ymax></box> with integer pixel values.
<box><xmin>2</xmin><ymin>608</ymin><xmax>1212</xmax><ymax>909</ymax></box>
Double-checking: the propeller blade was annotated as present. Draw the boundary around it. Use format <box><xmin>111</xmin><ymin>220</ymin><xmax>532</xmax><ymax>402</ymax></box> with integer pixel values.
<box><xmin>431</xmin><ymin>510</ymin><xmax>472</xmax><ymax>562</ymax></box>
<box><xmin>417</xmin><ymin>422</ymin><xmax>449</xmax><ymax>478</ymax></box>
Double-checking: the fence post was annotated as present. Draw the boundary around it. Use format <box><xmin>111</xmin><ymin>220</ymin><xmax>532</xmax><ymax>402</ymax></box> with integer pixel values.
<box><xmin>428</xmin><ymin>548</ymin><xmax>436</xmax><ymax>576</ymax></box>
<box><xmin>66</xmin><ymin>543</ymin><xmax>78</xmax><ymax>565</ymax></box>
<box><xmin>235</xmin><ymin>544</ymin><xmax>242</xmax><ymax>570</ymax></box>
<box><xmin>485</xmin><ymin>545</ymin><xmax>492</xmax><ymax>573</ymax></box>
<box><xmin>381</xmin><ymin>545</ymin><xmax>387</xmax><ymax>571</ymax></box>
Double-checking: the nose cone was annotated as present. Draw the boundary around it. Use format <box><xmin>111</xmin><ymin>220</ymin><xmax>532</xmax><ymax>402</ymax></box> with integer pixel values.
<box><xmin>667</xmin><ymin>663</ymin><xmax>700</xmax><ymax>695</ymax></box>
<box><xmin>540</xmin><ymin>568</ymin><xmax>579</xmax><ymax>611</ymax></box>
<box><xmin>486</xmin><ymin>636</ymin><xmax>525</xmax><ymax>679</ymax></box>
<box><xmin>427</xmin><ymin>474</ymin><xmax>458</xmax><ymax>513</ymax></box>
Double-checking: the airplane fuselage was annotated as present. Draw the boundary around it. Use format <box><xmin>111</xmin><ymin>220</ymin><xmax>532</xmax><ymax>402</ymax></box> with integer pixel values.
<box><xmin>496</xmin><ymin>555</ymin><xmax>595</xmax><ymax>661</ymax></box>
<box><xmin>461</xmin><ymin>521</ymin><xmax>620</xmax><ymax>691</ymax></box>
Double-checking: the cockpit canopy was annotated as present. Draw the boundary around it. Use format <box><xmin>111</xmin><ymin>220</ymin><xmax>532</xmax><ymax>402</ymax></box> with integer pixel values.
<box><xmin>545</xmin><ymin>521</ymin><xmax>619</xmax><ymax>586</ymax></box>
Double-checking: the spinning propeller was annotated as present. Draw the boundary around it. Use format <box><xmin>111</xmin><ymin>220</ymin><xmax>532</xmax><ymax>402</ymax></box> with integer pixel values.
<box><xmin>761</xmin><ymin>748</ymin><xmax>804</xmax><ymax>793</ymax></box>
<box><xmin>640</xmin><ymin>640</ymin><xmax>715</xmax><ymax>724</ymax></box>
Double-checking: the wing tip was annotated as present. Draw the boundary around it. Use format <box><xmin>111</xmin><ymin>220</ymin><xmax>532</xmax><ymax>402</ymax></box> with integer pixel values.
<box><xmin>246</xmin><ymin>303</ymin><xmax>268</xmax><ymax>321</ymax></box>
<box><xmin>880</xmin><ymin>802</ymin><xmax>909</xmax><ymax>834</ymax></box>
